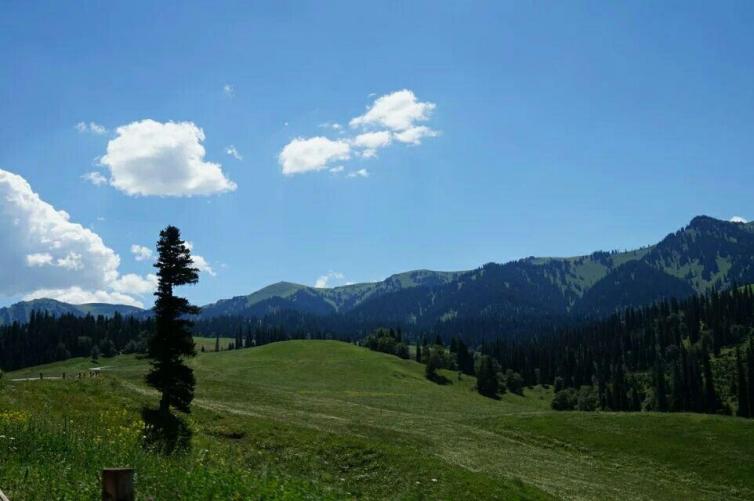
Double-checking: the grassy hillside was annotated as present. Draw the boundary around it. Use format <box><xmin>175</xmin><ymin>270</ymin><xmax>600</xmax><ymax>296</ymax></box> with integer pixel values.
<box><xmin>3</xmin><ymin>341</ymin><xmax>754</xmax><ymax>499</ymax></box>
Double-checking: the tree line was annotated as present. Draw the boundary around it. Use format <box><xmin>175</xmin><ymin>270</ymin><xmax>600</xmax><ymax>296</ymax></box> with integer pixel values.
<box><xmin>480</xmin><ymin>286</ymin><xmax>754</xmax><ymax>416</ymax></box>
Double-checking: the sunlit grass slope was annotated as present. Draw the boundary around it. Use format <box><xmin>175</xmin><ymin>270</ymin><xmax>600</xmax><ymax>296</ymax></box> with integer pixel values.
<box><xmin>3</xmin><ymin>340</ymin><xmax>754</xmax><ymax>500</ymax></box>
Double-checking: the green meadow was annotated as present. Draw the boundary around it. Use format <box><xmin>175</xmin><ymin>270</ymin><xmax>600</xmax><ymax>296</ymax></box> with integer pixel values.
<box><xmin>2</xmin><ymin>340</ymin><xmax>754</xmax><ymax>500</ymax></box>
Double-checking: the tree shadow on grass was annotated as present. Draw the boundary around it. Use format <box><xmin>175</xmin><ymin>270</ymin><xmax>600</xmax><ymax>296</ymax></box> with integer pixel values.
<box><xmin>141</xmin><ymin>407</ymin><xmax>192</xmax><ymax>455</ymax></box>
<box><xmin>426</xmin><ymin>373</ymin><xmax>452</xmax><ymax>385</ymax></box>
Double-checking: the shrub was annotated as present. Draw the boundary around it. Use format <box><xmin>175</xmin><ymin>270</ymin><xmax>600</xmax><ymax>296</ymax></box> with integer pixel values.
<box><xmin>504</xmin><ymin>369</ymin><xmax>525</xmax><ymax>396</ymax></box>
<box><xmin>576</xmin><ymin>386</ymin><xmax>599</xmax><ymax>411</ymax></box>
<box><xmin>551</xmin><ymin>388</ymin><xmax>577</xmax><ymax>411</ymax></box>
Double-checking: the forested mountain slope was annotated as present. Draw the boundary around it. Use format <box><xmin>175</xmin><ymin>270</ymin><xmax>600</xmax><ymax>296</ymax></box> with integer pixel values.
<box><xmin>4</xmin><ymin>216</ymin><xmax>753</xmax><ymax>334</ymax></box>
<box><xmin>0</xmin><ymin>298</ymin><xmax>143</xmax><ymax>326</ymax></box>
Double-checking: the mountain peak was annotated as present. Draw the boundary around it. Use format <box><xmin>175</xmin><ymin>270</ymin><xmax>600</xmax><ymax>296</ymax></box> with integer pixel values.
<box><xmin>687</xmin><ymin>215</ymin><xmax>724</xmax><ymax>229</ymax></box>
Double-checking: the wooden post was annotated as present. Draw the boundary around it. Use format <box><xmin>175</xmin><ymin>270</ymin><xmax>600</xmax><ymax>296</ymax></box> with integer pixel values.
<box><xmin>101</xmin><ymin>468</ymin><xmax>134</xmax><ymax>501</ymax></box>
<box><xmin>0</xmin><ymin>487</ymin><xmax>10</xmax><ymax>501</ymax></box>
<box><xmin>39</xmin><ymin>373</ymin><xmax>43</xmax><ymax>380</ymax></box>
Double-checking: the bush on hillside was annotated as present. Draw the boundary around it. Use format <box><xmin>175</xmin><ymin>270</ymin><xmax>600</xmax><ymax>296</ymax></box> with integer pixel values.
<box><xmin>551</xmin><ymin>388</ymin><xmax>577</xmax><ymax>411</ymax></box>
<box><xmin>504</xmin><ymin>369</ymin><xmax>525</xmax><ymax>395</ymax></box>
<box><xmin>363</xmin><ymin>328</ymin><xmax>410</xmax><ymax>360</ymax></box>
<box><xmin>425</xmin><ymin>348</ymin><xmax>450</xmax><ymax>384</ymax></box>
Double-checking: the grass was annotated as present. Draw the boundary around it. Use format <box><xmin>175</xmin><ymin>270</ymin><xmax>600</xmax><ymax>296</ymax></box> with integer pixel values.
<box><xmin>2</xmin><ymin>340</ymin><xmax>754</xmax><ymax>499</ymax></box>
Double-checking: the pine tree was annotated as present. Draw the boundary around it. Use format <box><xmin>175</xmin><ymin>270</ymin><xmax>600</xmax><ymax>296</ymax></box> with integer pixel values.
<box><xmin>653</xmin><ymin>353</ymin><xmax>669</xmax><ymax>412</ymax></box>
<box><xmin>701</xmin><ymin>347</ymin><xmax>720</xmax><ymax>413</ymax></box>
<box><xmin>747</xmin><ymin>337</ymin><xmax>754</xmax><ymax>418</ymax></box>
<box><xmin>670</xmin><ymin>360</ymin><xmax>683</xmax><ymax>412</ymax></box>
<box><xmin>735</xmin><ymin>346</ymin><xmax>750</xmax><ymax>417</ymax></box>
<box><xmin>425</xmin><ymin>348</ymin><xmax>444</xmax><ymax>383</ymax></box>
<box><xmin>476</xmin><ymin>355</ymin><xmax>499</xmax><ymax>398</ymax></box>
<box><xmin>143</xmin><ymin>226</ymin><xmax>199</xmax><ymax>450</ymax></box>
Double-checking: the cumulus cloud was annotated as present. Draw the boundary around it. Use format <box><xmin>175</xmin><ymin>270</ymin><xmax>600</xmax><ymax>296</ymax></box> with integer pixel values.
<box><xmin>130</xmin><ymin>244</ymin><xmax>153</xmax><ymax>262</ymax></box>
<box><xmin>110</xmin><ymin>273</ymin><xmax>158</xmax><ymax>295</ymax></box>
<box><xmin>278</xmin><ymin>90</ymin><xmax>438</xmax><ymax>176</ymax></box>
<box><xmin>225</xmin><ymin>145</ymin><xmax>243</xmax><ymax>160</ymax></box>
<box><xmin>24</xmin><ymin>287</ymin><xmax>144</xmax><ymax>307</ymax></box>
<box><xmin>350</xmin><ymin>89</ymin><xmax>435</xmax><ymax>131</ymax></box>
<box><xmin>393</xmin><ymin>126</ymin><xmax>439</xmax><ymax>145</ymax></box>
<box><xmin>347</xmin><ymin>169</ymin><xmax>369</xmax><ymax>178</ymax></box>
<box><xmin>0</xmin><ymin>169</ymin><xmax>156</xmax><ymax>307</ymax></box>
<box><xmin>351</xmin><ymin>131</ymin><xmax>392</xmax><ymax>158</ymax></box>
<box><xmin>329</xmin><ymin>165</ymin><xmax>344</xmax><ymax>174</ymax></box>
<box><xmin>278</xmin><ymin>136</ymin><xmax>351</xmax><ymax>175</ymax></box>
<box><xmin>75</xmin><ymin>121</ymin><xmax>108</xmax><ymax>135</ymax></box>
<box><xmin>730</xmin><ymin>216</ymin><xmax>748</xmax><ymax>224</ymax></box>
<box><xmin>99</xmin><ymin>119</ymin><xmax>237</xmax><ymax>197</ymax></box>
<box><xmin>315</xmin><ymin>271</ymin><xmax>345</xmax><ymax>288</ymax></box>
<box><xmin>26</xmin><ymin>253</ymin><xmax>53</xmax><ymax>267</ymax></box>
<box><xmin>82</xmin><ymin>171</ymin><xmax>109</xmax><ymax>186</ymax></box>
<box><xmin>192</xmin><ymin>255</ymin><xmax>216</xmax><ymax>276</ymax></box>
<box><xmin>184</xmin><ymin>242</ymin><xmax>216</xmax><ymax>276</ymax></box>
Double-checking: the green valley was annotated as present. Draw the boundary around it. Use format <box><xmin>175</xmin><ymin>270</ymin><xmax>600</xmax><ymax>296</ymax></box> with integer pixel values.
<box><xmin>2</xmin><ymin>341</ymin><xmax>754</xmax><ymax>500</ymax></box>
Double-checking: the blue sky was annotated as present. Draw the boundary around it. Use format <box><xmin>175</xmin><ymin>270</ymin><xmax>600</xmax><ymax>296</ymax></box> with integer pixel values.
<box><xmin>1</xmin><ymin>1</ymin><xmax>753</xmax><ymax>307</ymax></box>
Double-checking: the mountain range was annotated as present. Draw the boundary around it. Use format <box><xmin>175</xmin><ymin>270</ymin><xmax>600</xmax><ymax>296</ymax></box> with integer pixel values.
<box><xmin>2</xmin><ymin>216</ymin><xmax>753</xmax><ymax>328</ymax></box>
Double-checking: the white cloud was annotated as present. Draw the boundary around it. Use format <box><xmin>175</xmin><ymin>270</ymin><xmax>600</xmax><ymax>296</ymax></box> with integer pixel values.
<box><xmin>347</xmin><ymin>169</ymin><xmax>369</xmax><ymax>178</ymax></box>
<box><xmin>0</xmin><ymin>169</ymin><xmax>120</xmax><ymax>294</ymax></box>
<box><xmin>352</xmin><ymin>131</ymin><xmax>392</xmax><ymax>149</ymax></box>
<box><xmin>75</xmin><ymin>122</ymin><xmax>108</xmax><ymax>135</ymax></box>
<box><xmin>110</xmin><ymin>273</ymin><xmax>158</xmax><ymax>295</ymax></box>
<box><xmin>99</xmin><ymin>119</ymin><xmax>237</xmax><ymax>197</ymax></box>
<box><xmin>82</xmin><ymin>171</ymin><xmax>109</xmax><ymax>186</ymax></box>
<box><xmin>350</xmin><ymin>89</ymin><xmax>436</xmax><ymax>131</ymax></box>
<box><xmin>730</xmin><ymin>216</ymin><xmax>748</xmax><ymax>224</ymax></box>
<box><xmin>56</xmin><ymin>252</ymin><xmax>84</xmax><ymax>270</ymax></box>
<box><xmin>329</xmin><ymin>165</ymin><xmax>344</xmax><ymax>174</ymax></box>
<box><xmin>351</xmin><ymin>131</ymin><xmax>392</xmax><ymax>159</ymax></box>
<box><xmin>192</xmin><ymin>254</ymin><xmax>216</xmax><ymax>277</ymax></box>
<box><xmin>26</xmin><ymin>253</ymin><xmax>53</xmax><ymax>267</ymax></box>
<box><xmin>278</xmin><ymin>136</ymin><xmax>351</xmax><ymax>175</ymax></box>
<box><xmin>279</xmin><ymin>90</ymin><xmax>438</xmax><ymax>176</ymax></box>
<box><xmin>319</xmin><ymin>122</ymin><xmax>343</xmax><ymax>131</ymax></box>
<box><xmin>184</xmin><ymin>241</ymin><xmax>216</xmax><ymax>276</ymax></box>
<box><xmin>0</xmin><ymin>169</ymin><xmax>158</xmax><ymax>307</ymax></box>
<box><xmin>315</xmin><ymin>271</ymin><xmax>345</xmax><ymax>288</ymax></box>
<box><xmin>223</xmin><ymin>84</ymin><xmax>234</xmax><ymax>97</ymax></box>
<box><xmin>130</xmin><ymin>244</ymin><xmax>153</xmax><ymax>262</ymax></box>
<box><xmin>225</xmin><ymin>145</ymin><xmax>243</xmax><ymax>160</ymax></box>
<box><xmin>393</xmin><ymin>126</ymin><xmax>439</xmax><ymax>145</ymax></box>
<box><xmin>24</xmin><ymin>287</ymin><xmax>144</xmax><ymax>308</ymax></box>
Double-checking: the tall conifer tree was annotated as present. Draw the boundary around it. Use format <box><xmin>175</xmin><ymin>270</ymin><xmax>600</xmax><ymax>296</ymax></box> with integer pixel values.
<box><xmin>143</xmin><ymin>225</ymin><xmax>199</xmax><ymax>450</ymax></box>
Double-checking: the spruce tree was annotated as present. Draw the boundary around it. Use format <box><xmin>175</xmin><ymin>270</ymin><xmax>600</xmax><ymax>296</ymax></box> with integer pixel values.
<box><xmin>143</xmin><ymin>226</ymin><xmax>199</xmax><ymax>450</ymax></box>
<box><xmin>735</xmin><ymin>346</ymin><xmax>749</xmax><ymax>417</ymax></box>
<box><xmin>653</xmin><ymin>353</ymin><xmax>669</xmax><ymax>412</ymax></box>
<box><xmin>670</xmin><ymin>360</ymin><xmax>683</xmax><ymax>412</ymax></box>
<box><xmin>701</xmin><ymin>348</ymin><xmax>720</xmax><ymax>413</ymax></box>
<box><xmin>747</xmin><ymin>337</ymin><xmax>754</xmax><ymax>418</ymax></box>
<box><xmin>476</xmin><ymin>355</ymin><xmax>499</xmax><ymax>398</ymax></box>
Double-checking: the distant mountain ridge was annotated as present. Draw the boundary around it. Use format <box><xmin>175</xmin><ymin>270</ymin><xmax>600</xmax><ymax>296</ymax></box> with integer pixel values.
<box><xmin>0</xmin><ymin>299</ymin><xmax>144</xmax><ymax>326</ymax></box>
<box><xmin>3</xmin><ymin>216</ymin><xmax>753</xmax><ymax>330</ymax></box>
<box><xmin>197</xmin><ymin>216</ymin><xmax>754</xmax><ymax>326</ymax></box>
